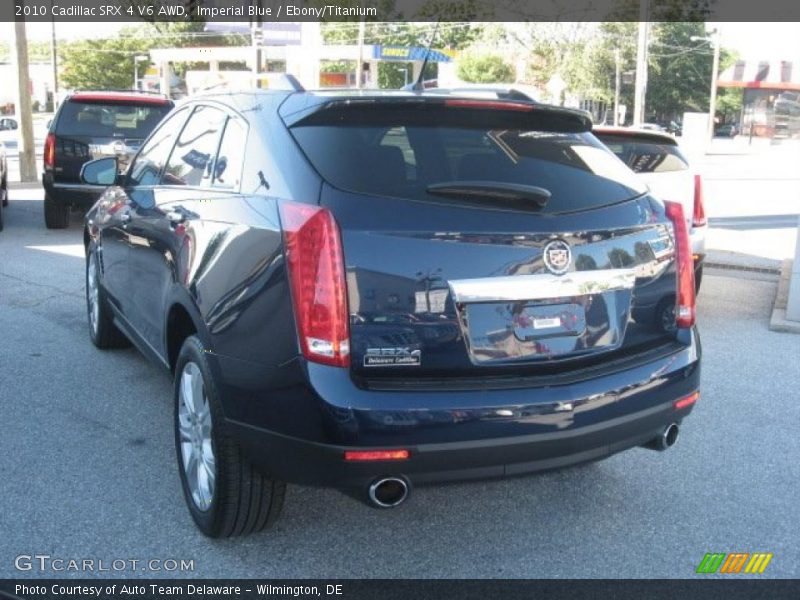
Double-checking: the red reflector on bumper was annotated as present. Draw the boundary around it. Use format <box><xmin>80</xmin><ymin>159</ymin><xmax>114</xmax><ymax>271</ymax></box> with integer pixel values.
<box><xmin>674</xmin><ymin>391</ymin><xmax>700</xmax><ymax>410</ymax></box>
<box><xmin>344</xmin><ymin>450</ymin><xmax>410</xmax><ymax>462</ymax></box>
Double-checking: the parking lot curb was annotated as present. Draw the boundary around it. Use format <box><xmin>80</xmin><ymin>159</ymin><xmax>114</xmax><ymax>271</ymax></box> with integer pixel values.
<box><xmin>8</xmin><ymin>181</ymin><xmax>43</xmax><ymax>191</ymax></box>
<box><xmin>769</xmin><ymin>259</ymin><xmax>800</xmax><ymax>334</ymax></box>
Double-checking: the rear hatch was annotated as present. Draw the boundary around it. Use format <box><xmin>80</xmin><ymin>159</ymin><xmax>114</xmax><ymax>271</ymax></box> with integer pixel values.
<box><xmin>285</xmin><ymin>97</ymin><xmax>683</xmax><ymax>384</ymax></box>
<box><xmin>50</xmin><ymin>94</ymin><xmax>172</xmax><ymax>184</ymax></box>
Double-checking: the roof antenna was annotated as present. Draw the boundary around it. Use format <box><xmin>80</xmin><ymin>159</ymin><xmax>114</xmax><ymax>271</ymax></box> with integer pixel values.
<box><xmin>405</xmin><ymin>21</ymin><xmax>440</xmax><ymax>92</ymax></box>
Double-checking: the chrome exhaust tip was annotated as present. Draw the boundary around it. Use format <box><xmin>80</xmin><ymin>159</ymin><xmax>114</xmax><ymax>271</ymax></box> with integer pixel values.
<box><xmin>643</xmin><ymin>423</ymin><xmax>679</xmax><ymax>451</ymax></box>
<box><xmin>367</xmin><ymin>477</ymin><xmax>409</xmax><ymax>508</ymax></box>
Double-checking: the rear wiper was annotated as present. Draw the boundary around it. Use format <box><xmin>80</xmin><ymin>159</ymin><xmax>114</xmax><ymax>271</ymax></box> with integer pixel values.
<box><xmin>426</xmin><ymin>181</ymin><xmax>551</xmax><ymax>208</ymax></box>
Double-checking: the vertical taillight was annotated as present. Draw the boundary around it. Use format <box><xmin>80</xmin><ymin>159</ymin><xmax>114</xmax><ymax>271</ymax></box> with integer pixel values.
<box><xmin>280</xmin><ymin>202</ymin><xmax>350</xmax><ymax>368</ymax></box>
<box><xmin>692</xmin><ymin>174</ymin><xmax>707</xmax><ymax>227</ymax></box>
<box><xmin>665</xmin><ymin>201</ymin><xmax>696</xmax><ymax>328</ymax></box>
<box><xmin>43</xmin><ymin>132</ymin><xmax>55</xmax><ymax>169</ymax></box>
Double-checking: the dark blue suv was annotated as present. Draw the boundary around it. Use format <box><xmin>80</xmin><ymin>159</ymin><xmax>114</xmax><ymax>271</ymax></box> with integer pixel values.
<box><xmin>82</xmin><ymin>89</ymin><xmax>701</xmax><ymax>537</ymax></box>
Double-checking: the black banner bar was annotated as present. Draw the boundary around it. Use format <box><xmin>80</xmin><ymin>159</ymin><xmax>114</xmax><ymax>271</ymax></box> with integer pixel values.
<box><xmin>3</xmin><ymin>0</ymin><xmax>800</xmax><ymax>22</ymax></box>
<box><xmin>2</xmin><ymin>580</ymin><xmax>800</xmax><ymax>600</ymax></box>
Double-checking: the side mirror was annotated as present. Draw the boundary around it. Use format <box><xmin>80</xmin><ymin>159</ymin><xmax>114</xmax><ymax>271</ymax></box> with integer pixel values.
<box><xmin>81</xmin><ymin>157</ymin><xmax>118</xmax><ymax>186</ymax></box>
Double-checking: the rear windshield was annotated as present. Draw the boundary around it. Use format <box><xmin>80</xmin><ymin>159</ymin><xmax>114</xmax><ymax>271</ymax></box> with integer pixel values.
<box><xmin>595</xmin><ymin>134</ymin><xmax>688</xmax><ymax>174</ymax></box>
<box><xmin>290</xmin><ymin>107</ymin><xmax>646</xmax><ymax>214</ymax></box>
<box><xmin>57</xmin><ymin>101</ymin><xmax>171</xmax><ymax>139</ymax></box>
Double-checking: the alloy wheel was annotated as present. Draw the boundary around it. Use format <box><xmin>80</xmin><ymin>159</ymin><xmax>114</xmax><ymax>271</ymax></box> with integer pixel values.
<box><xmin>178</xmin><ymin>362</ymin><xmax>216</xmax><ymax>512</ymax></box>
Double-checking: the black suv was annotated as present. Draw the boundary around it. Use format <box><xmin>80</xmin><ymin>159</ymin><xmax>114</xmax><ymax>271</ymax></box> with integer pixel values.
<box><xmin>43</xmin><ymin>91</ymin><xmax>173</xmax><ymax>228</ymax></box>
<box><xmin>82</xmin><ymin>90</ymin><xmax>701</xmax><ymax>537</ymax></box>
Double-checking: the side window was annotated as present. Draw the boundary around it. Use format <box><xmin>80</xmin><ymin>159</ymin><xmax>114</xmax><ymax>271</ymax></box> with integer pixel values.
<box><xmin>128</xmin><ymin>108</ymin><xmax>189</xmax><ymax>187</ymax></box>
<box><xmin>212</xmin><ymin>116</ymin><xmax>247</xmax><ymax>190</ymax></box>
<box><xmin>163</xmin><ymin>105</ymin><xmax>227</xmax><ymax>187</ymax></box>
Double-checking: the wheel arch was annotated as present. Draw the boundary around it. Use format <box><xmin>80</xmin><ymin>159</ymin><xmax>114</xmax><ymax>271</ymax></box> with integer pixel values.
<box><xmin>165</xmin><ymin>293</ymin><xmax>211</xmax><ymax>373</ymax></box>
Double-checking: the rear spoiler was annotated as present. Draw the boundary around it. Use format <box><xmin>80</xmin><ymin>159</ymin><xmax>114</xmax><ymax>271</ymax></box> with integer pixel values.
<box><xmin>593</xmin><ymin>128</ymin><xmax>678</xmax><ymax>146</ymax></box>
<box><xmin>280</xmin><ymin>95</ymin><xmax>593</xmax><ymax>133</ymax></box>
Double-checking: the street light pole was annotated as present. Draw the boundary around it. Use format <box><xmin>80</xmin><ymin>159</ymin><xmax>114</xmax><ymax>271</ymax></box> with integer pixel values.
<box><xmin>708</xmin><ymin>30</ymin><xmax>720</xmax><ymax>140</ymax></box>
<box><xmin>633</xmin><ymin>16</ymin><xmax>649</xmax><ymax>127</ymax></box>
<box><xmin>691</xmin><ymin>29</ymin><xmax>721</xmax><ymax>140</ymax></box>
<box><xmin>133</xmin><ymin>55</ymin><xmax>148</xmax><ymax>91</ymax></box>
<box><xmin>49</xmin><ymin>0</ymin><xmax>58</xmax><ymax>101</ymax></box>
<box><xmin>356</xmin><ymin>18</ymin><xmax>365</xmax><ymax>89</ymax></box>
<box><xmin>614</xmin><ymin>47</ymin><xmax>621</xmax><ymax>126</ymax></box>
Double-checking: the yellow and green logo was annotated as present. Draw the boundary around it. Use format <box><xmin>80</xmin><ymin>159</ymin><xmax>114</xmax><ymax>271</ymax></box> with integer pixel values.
<box><xmin>696</xmin><ymin>552</ymin><xmax>773</xmax><ymax>574</ymax></box>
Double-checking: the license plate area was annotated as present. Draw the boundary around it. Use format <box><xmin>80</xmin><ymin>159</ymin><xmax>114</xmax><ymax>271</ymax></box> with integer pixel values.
<box><xmin>512</xmin><ymin>302</ymin><xmax>586</xmax><ymax>341</ymax></box>
<box><xmin>460</xmin><ymin>290</ymin><xmax>631</xmax><ymax>364</ymax></box>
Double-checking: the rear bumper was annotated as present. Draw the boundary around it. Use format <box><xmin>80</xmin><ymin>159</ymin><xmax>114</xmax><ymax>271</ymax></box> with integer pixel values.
<box><xmin>223</xmin><ymin>329</ymin><xmax>701</xmax><ymax>491</ymax></box>
<box><xmin>229</xmin><ymin>399</ymin><xmax>695</xmax><ymax>490</ymax></box>
<box><xmin>43</xmin><ymin>173</ymin><xmax>105</xmax><ymax>207</ymax></box>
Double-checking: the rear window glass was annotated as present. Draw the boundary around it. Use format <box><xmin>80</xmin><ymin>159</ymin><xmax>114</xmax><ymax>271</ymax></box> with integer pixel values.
<box><xmin>57</xmin><ymin>101</ymin><xmax>171</xmax><ymax>139</ymax></box>
<box><xmin>595</xmin><ymin>135</ymin><xmax>688</xmax><ymax>173</ymax></box>
<box><xmin>290</xmin><ymin>108</ymin><xmax>645</xmax><ymax>214</ymax></box>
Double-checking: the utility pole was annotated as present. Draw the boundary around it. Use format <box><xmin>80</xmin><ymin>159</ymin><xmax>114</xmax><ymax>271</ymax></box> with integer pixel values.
<box><xmin>12</xmin><ymin>19</ymin><xmax>37</xmax><ymax>183</ymax></box>
<box><xmin>708</xmin><ymin>30</ymin><xmax>720</xmax><ymax>140</ymax></box>
<box><xmin>632</xmin><ymin>0</ymin><xmax>650</xmax><ymax>127</ymax></box>
<box><xmin>614</xmin><ymin>47</ymin><xmax>621</xmax><ymax>126</ymax></box>
<box><xmin>49</xmin><ymin>0</ymin><xmax>58</xmax><ymax>102</ymax></box>
<box><xmin>691</xmin><ymin>28</ymin><xmax>721</xmax><ymax>140</ymax></box>
<box><xmin>250</xmin><ymin>0</ymin><xmax>262</xmax><ymax>88</ymax></box>
<box><xmin>356</xmin><ymin>18</ymin><xmax>365</xmax><ymax>89</ymax></box>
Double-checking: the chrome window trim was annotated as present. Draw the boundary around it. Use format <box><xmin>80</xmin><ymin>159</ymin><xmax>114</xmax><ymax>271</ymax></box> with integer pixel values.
<box><xmin>448</xmin><ymin>268</ymin><xmax>637</xmax><ymax>303</ymax></box>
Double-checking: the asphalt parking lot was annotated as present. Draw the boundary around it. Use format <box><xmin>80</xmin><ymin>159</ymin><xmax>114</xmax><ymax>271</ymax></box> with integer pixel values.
<box><xmin>1</xmin><ymin>188</ymin><xmax>799</xmax><ymax>579</ymax></box>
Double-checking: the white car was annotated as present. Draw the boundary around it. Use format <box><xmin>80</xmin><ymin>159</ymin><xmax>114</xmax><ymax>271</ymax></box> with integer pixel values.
<box><xmin>594</xmin><ymin>126</ymin><xmax>707</xmax><ymax>292</ymax></box>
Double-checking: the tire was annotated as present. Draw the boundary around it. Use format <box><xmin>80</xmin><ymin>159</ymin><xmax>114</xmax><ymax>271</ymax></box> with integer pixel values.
<box><xmin>85</xmin><ymin>244</ymin><xmax>130</xmax><ymax>349</ymax></box>
<box><xmin>174</xmin><ymin>335</ymin><xmax>286</xmax><ymax>537</ymax></box>
<box><xmin>44</xmin><ymin>192</ymin><xmax>69</xmax><ymax>229</ymax></box>
<box><xmin>694</xmin><ymin>265</ymin><xmax>703</xmax><ymax>295</ymax></box>
<box><xmin>654</xmin><ymin>297</ymin><xmax>677</xmax><ymax>333</ymax></box>
<box><xmin>1</xmin><ymin>173</ymin><xmax>7</xmax><ymax>206</ymax></box>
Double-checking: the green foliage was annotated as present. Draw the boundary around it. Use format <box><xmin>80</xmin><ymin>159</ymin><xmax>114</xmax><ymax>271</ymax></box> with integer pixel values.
<box><xmin>58</xmin><ymin>22</ymin><xmax>247</xmax><ymax>91</ymax></box>
<box><xmin>60</xmin><ymin>33</ymin><xmax>150</xmax><ymax>90</ymax></box>
<box><xmin>0</xmin><ymin>40</ymin><xmax>51</xmax><ymax>63</ymax></box>
<box><xmin>321</xmin><ymin>17</ymin><xmax>480</xmax><ymax>89</ymax></box>
<box><xmin>320</xmin><ymin>60</ymin><xmax>356</xmax><ymax>74</ymax></box>
<box><xmin>523</xmin><ymin>22</ymin><xmax>736</xmax><ymax>122</ymax></box>
<box><xmin>645</xmin><ymin>22</ymin><xmax>714</xmax><ymax>119</ymax></box>
<box><xmin>716</xmin><ymin>87</ymin><xmax>743</xmax><ymax>122</ymax></box>
<box><xmin>457</xmin><ymin>53</ymin><xmax>514</xmax><ymax>83</ymax></box>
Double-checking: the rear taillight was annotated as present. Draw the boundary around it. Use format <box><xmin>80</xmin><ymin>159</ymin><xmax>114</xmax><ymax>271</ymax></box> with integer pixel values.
<box><xmin>43</xmin><ymin>132</ymin><xmax>55</xmax><ymax>169</ymax></box>
<box><xmin>280</xmin><ymin>202</ymin><xmax>350</xmax><ymax>368</ymax></box>
<box><xmin>665</xmin><ymin>201</ymin><xmax>696</xmax><ymax>328</ymax></box>
<box><xmin>344</xmin><ymin>450</ymin><xmax>410</xmax><ymax>462</ymax></box>
<box><xmin>692</xmin><ymin>174</ymin><xmax>707</xmax><ymax>227</ymax></box>
<box><xmin>674</xmin><ymin>391</ymin><xmax>700</xmax><ymax>410</ymax></box>
<box><xmin>444</xmin><ymin>98</ymin><xmax>534</xmax><ymax>111</ymax></box>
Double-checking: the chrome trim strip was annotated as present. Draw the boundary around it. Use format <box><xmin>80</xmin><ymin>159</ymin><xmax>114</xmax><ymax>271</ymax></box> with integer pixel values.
<box><xmin>448</xmin><ymin>268</ymin><xmax>637</xmax><ymax>303</ymax></box>
<box><xmin>52</xmin><ymin>183</ymin><xmax>107</xmax><ymax>192</ymax></box>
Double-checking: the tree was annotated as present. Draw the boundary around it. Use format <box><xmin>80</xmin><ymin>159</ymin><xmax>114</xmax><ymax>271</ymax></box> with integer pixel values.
<box><xmin>321</xmin><ymin>3</ymin><xmax>483</xmax><ymax>89</ymax></box>
<box><xmin>60</xmin><ymin>32</ymin><xmax>151</xmax><ymax>91</ymax></box>
<box><xmin>457</xmin><ymin>53</ymin><xmax>514</xmax><ymax>83</ymax></box>
<box><xmin>58</xmin><ymin>22</ymin><xmax>247</xmax><ymax>91</ymax></box>
<box><xmin>645</xmin><ymin>22</ymin><xmax>715</xmax><ymax>121</ymax></box>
